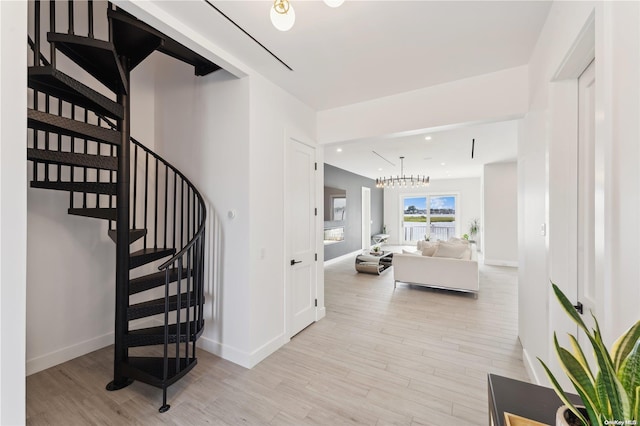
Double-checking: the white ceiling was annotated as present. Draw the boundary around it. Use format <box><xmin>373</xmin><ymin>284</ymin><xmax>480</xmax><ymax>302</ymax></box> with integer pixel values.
<box><xmin>154</xmin><ymin>1</ymin><xmax>551</xmax><ymax>179</ymax></box>
<box><xmin>209</xmin><ymin>0</ymin><xmax>551</xmax><ymax>111</ymax></box>
<box><xmin>323</xmin><ymin>119</ymin><xmax>519</xmax><ymax>180</ymax></box>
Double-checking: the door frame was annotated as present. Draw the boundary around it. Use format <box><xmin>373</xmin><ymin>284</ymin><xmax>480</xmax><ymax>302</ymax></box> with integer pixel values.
<box><xmin>361</xmin><ymin>187</ymin><xmax>371</xmax><ymax>250</ymax></box>
<box><xmin>545</xmin><ymin>11</ymin><xmax>596</xmax><ymax>387</ymax></box>
<box><xmin>283</xmin><ymin>131</ymin><xmax>320</xmax><ymax>340</ymax></box>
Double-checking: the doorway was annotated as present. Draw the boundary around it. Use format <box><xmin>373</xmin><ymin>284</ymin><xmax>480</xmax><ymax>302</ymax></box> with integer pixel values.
<box><xmin>361</xmin><ymin>187</ymin><xmax>371</xmax><ymax>250</ymax></box>
<box><xmin>577</xmin><ymin>58</ymin><xmax>599</xmax><ymax>346</ymax></box>
<box><xmin>285</xmin><ymin>137</ymin><xmax>317</xmax><ymax>338</ymax></box>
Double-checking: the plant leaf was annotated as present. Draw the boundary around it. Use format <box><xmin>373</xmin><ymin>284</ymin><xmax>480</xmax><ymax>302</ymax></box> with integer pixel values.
<box><xmin>569</xmin><ymin>333</ymin><xmax>595</xmax><ymax>383</ymax></box>
<box><xmin>592</xmin><ymin>314</ymin><xmax>616</xmax><ymax>368</ymax></box>
<box><xmin>612</xmin><ymin>320</ymin><xmax>640</xmax><ymax>371</ymax></box>
<box><xmin>618</xmin><ymin>339</ymin><xmax>640</xmax><ymax>418</ymax></box>
<box><xmin>634</xmin><ymin>386</ymin><xmax>640</xmax><ymax>421</ymax></box>
<box><xmin>539</xmin><ymin>357</ymin><xmax>590</xmax><ymax>425</ymax></box>
<box><xmin>551</xmin><ymin>282</ymin><xmax>590</xmax><ymax>332</ymax></box>
<box><xmin>555</xmin><ymin>334</ymin><xmax>599</xmax><ymax>412</ymax></box>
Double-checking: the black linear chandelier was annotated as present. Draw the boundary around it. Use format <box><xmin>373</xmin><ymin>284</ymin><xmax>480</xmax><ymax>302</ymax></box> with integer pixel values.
<box><xmin>376</xmin><ymin>157</ymin><xmax>430</xmax><ymax>189</ymax></box>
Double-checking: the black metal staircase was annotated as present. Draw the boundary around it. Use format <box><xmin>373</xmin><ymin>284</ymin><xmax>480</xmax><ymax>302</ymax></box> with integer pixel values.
<box><xmin>27</xmin><ymin>0</ymin><xmax>218</xmax><ymax>412</ymax></box>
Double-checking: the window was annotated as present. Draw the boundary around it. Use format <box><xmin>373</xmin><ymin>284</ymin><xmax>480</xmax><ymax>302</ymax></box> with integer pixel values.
<box><xmin>402</xmin><ymin>194</ymin><xmax>458</xmax><ymax>242</ymax></box>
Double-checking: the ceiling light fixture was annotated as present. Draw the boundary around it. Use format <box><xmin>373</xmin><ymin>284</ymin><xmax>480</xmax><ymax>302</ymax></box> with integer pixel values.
<box><xmin>270</xmin><ymin>0</ymin><xmax>295</xmax><ymax>31</ymax></box>
<box><xmin>323</xmin><ymin>0</ymin><xmax>345</xmax><ymax>7</ymax></box>
<box><xmin>425</xmin><ymin>136</ymin><xmax>432</xmax><ymax>141</ymax></box>
<box><xmin>336</xmin><ymin>148</ymin><xmax>343</xmax><ymax>152</ymax></box>
<box><xmin>270</xmin><ymin>0</ymin><xmax>344</xmax><ymax>31</ymax></box>
<box><xmin>376</xmin><ymin>156</ymin><xmax>429</xmax><ymax>189</ymax></box>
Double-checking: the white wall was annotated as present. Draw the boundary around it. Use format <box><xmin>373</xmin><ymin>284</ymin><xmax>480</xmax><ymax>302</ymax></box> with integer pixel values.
<box><xmin>25</xmin><ymin>55</ymin><xmax>159</xmax><ymax>375</ymax></box>
<box><xmin>483</xmin><ymin>162</ymin><xmax>518</xmax><ymax>266</ymax></box>
<box><xmin>0</xmin><ymin>2</ymin><xmax>27</xmax><ymax>423</ymax></box>
<box><xmin>383</xmin><ymin>177</ymin><xmax>481</xmax><ymax>246</ymax></box>
<box><xmin>519</xmin><ymin>1</ymin><xmax>640</xmax><ymax>385</ymax></box>
<box><xmin>248</xmin><ymin>73</ymin><xmax>320</xmax><ymax>364</ymax></box>
<box><xmin>153</xmin><ymin>58</ymin><xmax>319</xmax><ymax>369</ymax></box>
<box><xmin>317</xmin><ymin>66</ymin><xmax>528</xmax><ymax>145</ymax></box>
<box><xmin>153</xmin><ymin>57</ymin><xmax>253</xmax><ymax>364</ymax></box>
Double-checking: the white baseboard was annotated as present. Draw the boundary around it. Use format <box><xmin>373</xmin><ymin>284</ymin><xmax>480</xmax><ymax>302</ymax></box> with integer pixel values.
<box><xmin>248</xmin><ymin>333</ymin><xmax>286</xmax><ymax>368</ymax></box>
<box><xmin>26</xmin><ymin>332</ymin><xmax>114</xmax><ymax>376</ymax></box>
<box><xmin>483</xmin><ymin>259</ymin><xmax>519</xmax><ymax>267</ymax></box>
<box><xmin>324</xmin><ymin>249</ymin><xmax>361</xmax><ymax>266</ymax></box>
<box><xmin>316</xmin><ymin>306</ymin><xmax>326</xmax><ymax>321</ymax></box>
<box><xmin>522</xmin><ymin>347</ymin><xmax>542</xmax><ymax>385</ymax></box>
<box><xmin>198</xmin><ymin>332</ymin><xmax>286</xmax><ymax>369</ymax></box>
<box><xmin>197</xmin><ymin>336</ymin><xmax>251</xmax><ymax>368</ymax></box>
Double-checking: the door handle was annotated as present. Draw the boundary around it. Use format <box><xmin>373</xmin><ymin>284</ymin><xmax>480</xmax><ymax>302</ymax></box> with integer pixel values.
<box><xmin>573</xmin><ymin>301</ymin><xmax>584</xmax><ymax>315</ymax></box>
<box><xmin>290</xmin><ymin>259</ymin><xmax>302</xmax><ymax>266</ymax></box>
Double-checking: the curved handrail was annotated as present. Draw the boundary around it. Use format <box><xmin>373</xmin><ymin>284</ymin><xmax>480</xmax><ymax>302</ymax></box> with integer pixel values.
<box><xmin>96</xmin><ymin>115</ymin><xmax>207</xmax><ymax>272</ymax></box>
<box><xmin>130</xmin><ymin>137</ymin><xmax>207</xmax><ymax>271</ymax></box>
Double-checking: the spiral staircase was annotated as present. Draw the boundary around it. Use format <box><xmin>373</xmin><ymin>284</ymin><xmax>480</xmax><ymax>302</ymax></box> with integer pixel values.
<box><xmin>27</xmin><ymin>0</ymin><xmax>218</xmax><ymax>412</ymax></box>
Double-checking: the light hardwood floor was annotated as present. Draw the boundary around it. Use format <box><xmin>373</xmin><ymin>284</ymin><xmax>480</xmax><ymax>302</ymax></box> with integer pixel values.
<box><xmin>27</xmin><ymin>248</ymin><xmax>529</xmax><ymax>425</ymax></box>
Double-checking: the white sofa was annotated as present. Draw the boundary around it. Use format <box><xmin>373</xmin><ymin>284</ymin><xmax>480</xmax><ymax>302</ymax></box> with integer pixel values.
<box><xmin>393</xmin><ymin>239</ymin><xmax>479</xmax><ymax>295</ymax></box>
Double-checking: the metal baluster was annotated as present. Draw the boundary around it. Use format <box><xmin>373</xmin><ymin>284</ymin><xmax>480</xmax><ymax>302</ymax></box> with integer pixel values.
<box><xmin>176</xmin><ymin>257</ymin><xmax>183</xmax><ymax>374</ymax></box>
<box><xmin>185</xmin><ymin>250</ymin><xmax>192</xmax><ymax>362</ymax></box>
<box><xmin>44</xmin><ymin>94</ymin><xmax>50</xmax><ymax>181</ymax></box>
<box><xmin>109</xmin><ymin>139</ymin><xmax>115</xmax><ymax>231</ymax></box>
<box><xmin>34</xmin><ymin>0</ymin><xmax>41</xmax><ymax>66</ymax></box>
<box><xmin>132</xmin><ymin>144</ymin><xmax>138</xmax><ymax>230</ymax></box>
<box><xmin>164</xmin><ymin>164</ymin><xmax>169</xmax><ymax>249</ymax></box>
<box><xmin>68</xmin><ymin>0</ymin><xmax>75</xmax><ymax>35</ymax></box>
<box><xmin>49</xmin><ymin>0</ymin><xmax>56</xmax><ymax>68</ymax></box>
<box><xmin>173</xmin><ymin>173</ymin><xmax>177</xmax><ymax>250</ymax></box>
<box><xmin>143</xmin><ymin>152</ymin><xmax>149</xmax><ymax>248</ymax></box>
<box><xmin>161</xmin><ymin>267</ymin><xmax>171</xmax><ymax>413</ymax></box>
<box><xmin>154</xmin><ymin>157</ymin><xmax>158</xmax><ymax>248</ymax></box>
<box><xmin>186</xmin><ymin>190</ymin><xmax>190</xmax><ymax>251</ymax></box>
<box><xmin>180</xmin><ymin>181</ymin><xmax>184</xmax><ymax>250</ymax></box>
<box><xmin>87</xmin><ymin>0</ymin><xmax>94</xmax><ymax>38</ymax></box>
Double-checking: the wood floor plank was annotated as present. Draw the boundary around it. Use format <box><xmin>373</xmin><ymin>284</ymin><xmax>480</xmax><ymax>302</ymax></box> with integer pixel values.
<box><xmin>27</xmin><ymin>246</ymin><xmax>529</xmax><ymax>425</ymax></box>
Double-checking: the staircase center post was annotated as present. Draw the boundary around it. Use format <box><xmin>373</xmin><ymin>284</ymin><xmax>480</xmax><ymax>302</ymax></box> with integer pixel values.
<box><xmin>107</xmin><ymin>55</ymin><xmax>133</xmax><ymax>391</ymax></box>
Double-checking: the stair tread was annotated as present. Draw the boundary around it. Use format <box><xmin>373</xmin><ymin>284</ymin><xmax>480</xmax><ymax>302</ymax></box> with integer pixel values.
<box><xmin>129</xmin><ymin>247</ymin><xmax>176</xmax><ymax>269</ymax></box>
<box><xmin>27</xmin><ymin>148</ymin><xmax>118</xmax><ymax>171</ymax></box>
<box><xmin>31</xmin><ymin>180</ymin><xmax>116</xmax><ymax>195</ymax></box>
<box><xmin>28</xmin><ymin>66</ymin><xmax>123</xmax><ymax>119</ymax></box>
<box><xmin>128</xmin><ymin>321</ymin><xmax>200</xmax><ymax>336</ymax></box>
<box><xmin>121</xmin><ymin>356</ymin><xmax>197</xmax><ymax>388</ymax></box>
<box><xmin>127</xmin><ymin>291</ymin><xmax>198</xmax><ymax>321</ymax></box>
<box><xmin>28</xmin><ymin>109</ymin><xmax>121</xmax><ymax>146</ymax></box>
<box><xmin>108</xmin><ymin>228</ymin><xmax>147</xmax><ymax>245</ymax></box>
<box><xmin>124</xmin><ymin>321</ymin><xmax>203</xmax><ymax>348</ymax></box>
<box><xmin>68</xmin><ymin>207</ymin><xmax>116</xmax><ymax>221</ymax></box>
<box><xmin>47</xmin><ymin>32</ymin><xmax>127</xmax><ymax>94</ymax></box>
<box><xmin>129</xmin><ymin>268</ymin><xmax>191</xmax><ymax>295</ymax></box>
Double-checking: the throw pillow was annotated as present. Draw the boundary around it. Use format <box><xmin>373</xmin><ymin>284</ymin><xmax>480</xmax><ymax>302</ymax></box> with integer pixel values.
<box><xmin>448</xmin><ymin>237</ymin><xmax>469</xmax><ymax>245</ymax></box>
<box><xmin>421</xmin><ymin>242</ymin><xmax>439</xmax><ymax>257</ymax></box>
<box><xmin>402</xmin><ymin>249</ymin><xmax>421</xmax><ymax>256</ymax></box>
<box><xmin>433</xmin><ymin>241</ymin><xmax>469</xmax><ymax>259</ymax></box>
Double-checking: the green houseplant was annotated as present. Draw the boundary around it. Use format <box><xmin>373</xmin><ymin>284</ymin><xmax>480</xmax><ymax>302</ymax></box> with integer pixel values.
<box><xmin>539</xmin><ymin>283</ymin><xmax>640</xmax><ymax>426</ymax></box>
<box><xmin>469</xmin><ymin>218</ymin><xmax>480</xmax><ymax>239</ymax></box>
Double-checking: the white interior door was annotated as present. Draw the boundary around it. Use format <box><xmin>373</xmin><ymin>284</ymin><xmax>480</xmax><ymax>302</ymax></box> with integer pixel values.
<box><xmin>362</xmin><ymin>187</ymin><xmax>371</xmax><ymax>249</ymax></box>
<box><xmin>577</xmin><ymin>59</ymin><xmax>598</xmax><ymax>345</ymax></box>
<box><xmin>286</xmin><ymin>138</ymin><xmax>317</xmax><ymax>338</ymax></box>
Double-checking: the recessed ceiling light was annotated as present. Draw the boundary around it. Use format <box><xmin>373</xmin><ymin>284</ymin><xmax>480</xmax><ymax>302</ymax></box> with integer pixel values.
<box><xmin>425</xmin><ymin>136</ymin><xmax>432</xmax><ymax>141</ymax></box>
<box><xmin>336</xmin><ymin>148</ymin><xmax>342</xmax><ymax>153</ymax></box>
<box><xmin>378</xmin><ymin>168</ymin><xmax>383</xmax><ymax>171</ymax></box>
<box><xmin>441</xmin><ymin>162</ymin><xmax>446</xmax><ymax>166</ymax></box>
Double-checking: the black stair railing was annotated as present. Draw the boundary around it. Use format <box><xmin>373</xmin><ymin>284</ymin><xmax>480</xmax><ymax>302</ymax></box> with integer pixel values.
<box><xmin>27</xmin><ymin>0</ymin><xmax>208</xmax><ymax>412</ymax></box>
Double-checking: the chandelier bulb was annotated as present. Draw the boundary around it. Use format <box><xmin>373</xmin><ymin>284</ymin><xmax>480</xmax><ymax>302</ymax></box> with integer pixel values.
<box><xmin>323</xmin><ymin>0</ymin><xmax>345</xmax><ymax>7</ymax></box>
<box><xmin>271</xmin><ymin>0</ymin><xmax>295</xmax><ymax>31</ymax></box>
